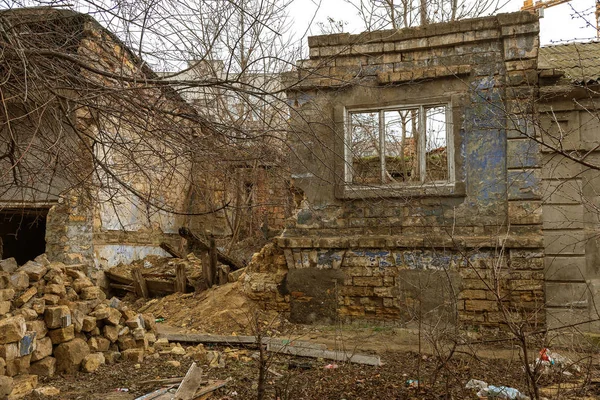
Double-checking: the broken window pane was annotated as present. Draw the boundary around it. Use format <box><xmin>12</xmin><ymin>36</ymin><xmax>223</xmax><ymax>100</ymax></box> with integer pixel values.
<box><xmin>425</xmin><ymin>106</ymin><xmax>448</xmax><ymax>182</ymax></box>
<box><xmin>350</xmin><ymin>112</ymin><xmax>380</xmax><ymax>184</ymax></box>
<box><xmin>384</xmin><ymin>109</ymin><xmax>419</xmax><ymax>183</ymax></box>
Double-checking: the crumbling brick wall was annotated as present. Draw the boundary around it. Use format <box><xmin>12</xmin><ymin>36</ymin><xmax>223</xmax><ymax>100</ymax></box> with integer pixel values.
<box><xmin>278</xmin><ymin>11</ymin><xmax>544</xmax><ymax>328</ymax></box>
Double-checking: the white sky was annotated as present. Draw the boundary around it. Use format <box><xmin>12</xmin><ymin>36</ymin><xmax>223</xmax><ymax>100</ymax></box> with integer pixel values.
<box><xmin>288</xmin><ymin>0</ymin><xmax>598</xmax><ymax>46</ymax></box>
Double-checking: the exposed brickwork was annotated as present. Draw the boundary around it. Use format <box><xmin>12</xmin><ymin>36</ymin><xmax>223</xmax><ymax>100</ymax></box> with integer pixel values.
<box><xmin>276</xmin><ymin>12</ymin><xmax>544</xmax><ymax>328</ymax></box>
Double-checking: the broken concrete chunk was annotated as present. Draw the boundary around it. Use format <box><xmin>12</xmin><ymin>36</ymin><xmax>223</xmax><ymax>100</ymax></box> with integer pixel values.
<box><xmin>26</xmin><ymin>320</ymin><xmax>47</xmax><ymax>339</ymax></box>
<box><xmin>5</xmin><ymin>354</ymin><xmax>31</xmax><ymax>377</ymax></box>
<box><xmin>48</xmin><ymin>325</ymin><xmax>75</xmax><ymax>345</ymax></box>
<box><xmin>42</xmin><ymin>294</ymin><xmax>60</xmax><ymax>305</ymax></box>
<box><xmin>105</xmin><ymin>307</ymin><xmax>121</xmax><ymax>326</ymax></box>
<box><xmin>15</xmin><ymin>308</ymin><xmax>38</xmax><ymax>321</ymax></box>
<box><xmin>33</xmin><ymin>254</ymin><xmax>50</xmax><ymax>267</ymax></box>
<box><xmin>71</xmin><ymin>310</ymin><xmax>84</xmax><ymax>333</ymax></box>
<box><xmin>30</xmin><ymin>356</ymin><xmax>57</xmax><ymax>377</ymax></box>
<box><xmin>81</xmin><ymin>352</ymin><xmax>105</xmax><ymax>373</ymax></box>
<box><xmin>81</xmin><ymin>316</ymin><xmax>96</xmax><ymax>332</ymax></box>
<box><xmin>17</xmin><ymin>261</ymin><xmax>47</xmax><ymax>281</ymax></box>
<box><xmin>0</xmin><ymin>376</ymin><xmax>13</xmax><ymax>397</ymax></box>
<box><xmin>44</xmin><ymin>284</ymin><xmax>66</xmax><ymax>297</ymax></box>
<box><xmin>121</xmin><ymin>348</ymin><xmax>144</xmax><ymax>363</ymax></box>
<box><xmin>0</xmin><ymin>300</ymin><xmax>11</xmax><ymax>314</ymax></box>
<box><xmin>104</xmin><ymin>351</ymin><xmax>121</xmax><ymax>365</ymax></box>
<box><xmin>8</xmin><ymin>374</ymin><xmax>37</xmax><ymax>399</ymax></box>
<box><xmin>0</xmin><ymin>289</ymin><xmax>15</xmax><ymax>302</ymax></box>
<box><xmin>0</xmin><ymin>272</ymin><xmax>10</xmax><ymax>290</ymax></box>
<box><xmin>141</xmin><ymin>314</ymin><xmax>156</xmax><ymax>332</ymax></box>
<box><xmin>31</xmin><ymin>298</ymin><xmax>45</xmax><ymax>315</ymax></box>
<box><xmin>9</xmin><ymin>272</ymin><xmax>29</xmax><ymax>291</ymax></box>
<box><xmin>65</xmin><ymin>287</ymin><xmax>78</xmax><ymax>301</ymax></box>
<box><xmin>125</xmin><ymin>315</ymin><xmax>144</xmax><ymax>329</ymax></box>
<box><xmin>0</xmin><ymin>258</ymin><xmax>18</xmax><ymax>273</ymax></box>
<box><xmin>14</xmin><ymin>287</ymin><xmax>37</xmax><ymax>307</ymax></box>
<box><xmin>80</xmin><ymin>286</ymin><xmax>106</xmax><ymax>301</ymax></box>
<box><xmin>44</xmin><ymin>305</ymin><xmax>71</xmax><ymax>329</ymax></box>
<box><xmin>31</xmin><ymin>337</ymin><xmax>52</xmax><ymax>362</ymax></box>
<box><xmin>72</xmin><ymin>278</ymin><xmax>93</xmax><ymax>294</ymax></box>
<box><xmin>103</xmin><ymin>325</ymin><xmax>119</xmax><ymax>343</ymax></box>
<box><xmin>0</xmin><ymin>316</ymin><xmax>26</xmax><ymax>344</ymax></box>
<box><xmin>132</xmin><ymin>327</ymin><xmax>145</xmax><ymax>341</ymax></box>
<box><xmin>18</xmin><ymin>331</ymin><xmax>37</xmax><ymax>357</ymax></box>
<box><xmin>64</xmin><ymin>266</ymin><xmax>87</xmax><ymax>280</ymax></box>
<box><xmin>0</xmin><ymin>343</ymin><xmax>19</xmax><ymax>361</ymax></box>
<box><xmin>54</xmin><ymin>338</ymin><xmax>90</xmax><ymax>374</ymax></box>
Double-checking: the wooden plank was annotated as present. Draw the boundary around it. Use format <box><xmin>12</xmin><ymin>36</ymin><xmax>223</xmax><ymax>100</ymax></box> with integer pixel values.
<box><xmin>208</xmin><ymin>236</ymin><xmax>218</xmax><ymax>287</ymax></box>
<box><xmin>174</xmin><ymin>362</ymin><xmax>203</xmax><ymax>400</ymax></box>
<box><xmin>160</xmin><ymin>242</ymin><xmax>183</xmax><ymax>258</ymax></box>
<box><xmin>109</xmin><ymin>283</ymin><xmax>135</xmax><ymax>292</ymax></box>
<box><xmin>175</xmin><ymin>264</ymin><xmax>187</xmax><ymax>293</ymax></box>
<box><xmin>192</xmin><ymin>379</ymin><xmax>230</xmax><ymax>400</ymax></box>
<box><xmin>266</xmin><ymin>342</ymin><xmax>382</xmax><ymax>366</ymax></box>
<box><xmin>132</xmin><ymin>267</ymin><xmax>149</xmax><ymax>299</ymax></box>
<box><xmin>179</xmin><ymin>227</ymin><xmax>244</xmax><ymax>271</ymax></box>
<box><xmin>134</xmin><ymin>385</ymin><xmax>176</xmax><ymax>400</ymax></box>
<box><xmin>158</xmin><ymin>332</ymin><xmax>327</xmax><ymax>350</ymax></box>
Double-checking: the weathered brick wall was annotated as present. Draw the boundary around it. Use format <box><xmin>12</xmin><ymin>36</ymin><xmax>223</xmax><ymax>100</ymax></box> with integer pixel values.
<box><xmin>277</xmin><ymin>12</ymin><xmax>544</xmax><ymax>328</ymax></box>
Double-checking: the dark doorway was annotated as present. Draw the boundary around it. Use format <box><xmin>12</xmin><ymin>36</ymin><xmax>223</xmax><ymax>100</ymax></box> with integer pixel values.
<box><xmin>0</xmin><ymin>209</ymin><xmax>48</xmax><ymax>265</ymax></box>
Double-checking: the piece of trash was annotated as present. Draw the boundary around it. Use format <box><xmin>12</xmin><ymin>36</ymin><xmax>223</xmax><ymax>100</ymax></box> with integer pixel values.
<box><xmin>324</xmin><ymin>363</ymin><xmax>338</xmax><ymax>369</ymax></box>
<box><xmin>155</xmin><ymin>318</ymin><xmax>165</xmax><ymax>323</ymax></box>
<box><xmin>535</xmin><ymin>348</ymin><xmax>581</xmax><ymax>373</ymax></box>
<box><xmin>288</xmin><ymin>361</ymin><xmax>312</xmax><ymax>370</ymax></box>
<box><xmin>406</xmin><ymin>380</ymin><xmax>419</xmax><ymax>388</ymax></box>
<box><xmin>115</xmin><ymin>388</ymin><xmax>129</xmax><ymax>392</ymax></box>
<box><xmin>466</xmin><ymin>379</ymin><xmax>488</xmax><ymax>390</ymax></box>
<box><xmin>478</xmin><ymin>385</ymin><xmax>529</xmax><ymax>399</ymax></box>
<box><xmin>230</xmin><ymin>391</ymin><xmax>238</xmax><ymax>396</ymax></box>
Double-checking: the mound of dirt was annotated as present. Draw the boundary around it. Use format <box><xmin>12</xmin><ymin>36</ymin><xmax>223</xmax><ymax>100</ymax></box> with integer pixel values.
<box><xmin>134</xmin><ymin>281</ymin><xmax>282</xmax><ymax>335</ymax></box>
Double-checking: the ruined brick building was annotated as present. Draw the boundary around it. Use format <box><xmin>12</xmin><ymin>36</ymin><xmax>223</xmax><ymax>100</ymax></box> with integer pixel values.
<box><xmin>244</xmin><ymin>10</ymin><xmax>600</xmax><ymax>332</ymax></box>
<box><xmin>0</xmin><ymin>8</ymin><xmax>196</xmax><ymax>278</ymax></box>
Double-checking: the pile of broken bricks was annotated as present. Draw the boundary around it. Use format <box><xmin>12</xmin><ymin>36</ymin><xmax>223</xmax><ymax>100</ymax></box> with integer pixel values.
<box><xmin>0</xmin><ymin>254</ymin><xmax>159</xmax><ymax>399</ymax></box>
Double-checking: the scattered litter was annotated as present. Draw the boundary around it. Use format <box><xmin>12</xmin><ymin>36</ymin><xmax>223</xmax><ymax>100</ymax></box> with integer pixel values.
<box><xmin>466</xmin><ymin>379</ymin><xmax>488</xmax><ymax>390</ymax></box>
<box><xmin>114</xmin><ymin>388</ymin><xmax>129</xmax><ymax>392</ymax></box>
<box><xmin>482</xmin><ymin>385</ymin><xmax>529</xmax><ymax>399</ymax></box>
<box><xmin>156</xmin><ymin>318</ymin><xmax>166</xmax><ymax>323</ymax></box>
<box><xmin>534</xmin><ymin>348</ymin><xmax>581</xmax><ymax>373</ymax></box>
<box><xmin>466</xmin><ymin>380</ymin><xmax>529</xmax><ymax>399</ymax></box>
<box><xmin>324</xmin><ymin>363</ymin><xmax>338</xmax><ymax>369</ymax></box>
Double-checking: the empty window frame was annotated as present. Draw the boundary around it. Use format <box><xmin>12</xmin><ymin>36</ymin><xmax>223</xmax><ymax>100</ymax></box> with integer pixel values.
<box><xmin>346</xmin><ymin>104</ymin><xmax>452</xmax><ymax>186</ymax></box>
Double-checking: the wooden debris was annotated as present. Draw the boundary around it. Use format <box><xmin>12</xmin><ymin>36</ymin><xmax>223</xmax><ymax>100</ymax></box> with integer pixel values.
<box><xmin>174</xmin><ymin>362</ymin><xmax>203</xmax><ymax>400</ymax></box>
<box><xmin>158</xmin><ymin>331</ymin><xmax>328</xmax><ymax>350</ymax></box>
<box><xmin>134</xmin><ymin>385</ymin><xmax>176</xmax><ymax>400</ymax></box>
<box><xmin>175</xmin><ymin>264</ymin><xmax>187</xmax><ymax>294</ymax></box>
<box><xmin>179</xmin><ymin>227</ymin><xmax>244</xmax><ymax>271</ymax></box>
<box><xmin>192</xmin><ymin>379</ymin><xmax>230</xmax><ymax>400</ymax></box>
<box><xmin>131</xmin><ymin>267</ymin><xmax>149</xmax><ymax>299</ymax></box>
<box><xmin>160</xmin><ymin>242</ymin><xmax>183</xmax><ymax>258</ymax></box>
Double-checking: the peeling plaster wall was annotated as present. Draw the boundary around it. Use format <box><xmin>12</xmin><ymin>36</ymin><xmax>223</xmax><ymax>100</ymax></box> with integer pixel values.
<box><xmin>278</xmin><ymin>12</ymin><xmax>544</xmax><ymax>327</ymax></box>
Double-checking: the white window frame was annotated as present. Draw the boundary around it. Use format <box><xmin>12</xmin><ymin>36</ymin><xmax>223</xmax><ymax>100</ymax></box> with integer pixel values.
<box><xmin>344</xmin><ymin>103</ymin><xmax>454</xmax><ymax>187</ymax></box>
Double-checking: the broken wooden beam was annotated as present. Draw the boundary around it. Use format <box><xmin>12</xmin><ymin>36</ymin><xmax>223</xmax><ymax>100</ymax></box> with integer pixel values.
<box><xmin>160</xmin><ymin>242</ymin><xmax>183</xmax><ymax>258</ymax></box>
<box><xmin>178</xmin><ymin>227</ymin><xmax>244</xmax><ymax>271</ymax></box>
<box><xmin>192</xmin><ymin>379</ymin><xmax>230</xmax><ymax>400</ymax></box>
<box><xmin>175</xmin><ymin>264</ymin><xmax>187</xmax><ymax>293</ymax></box>
<box><xmin>132</xmin><ymin>267</ymin><xmax>149</xmax><ymax>299</ymax></box>
<box><xmin>174</xmin><ymin>362</ymin><xmax>203</xmax><ymax>400</ymax></box>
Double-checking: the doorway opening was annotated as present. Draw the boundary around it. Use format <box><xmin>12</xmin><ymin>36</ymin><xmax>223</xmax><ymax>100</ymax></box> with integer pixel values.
<box><xmin>0</xmin><ymin>209</ymin><xmax>48</xmax><ymax>265</ymax></box>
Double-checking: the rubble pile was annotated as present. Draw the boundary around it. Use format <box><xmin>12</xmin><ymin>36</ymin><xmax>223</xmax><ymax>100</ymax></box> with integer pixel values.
<box><xmin>0</xmin><ymin>254</ymin><xmax>158</xmax><ymax>398</ymax></box>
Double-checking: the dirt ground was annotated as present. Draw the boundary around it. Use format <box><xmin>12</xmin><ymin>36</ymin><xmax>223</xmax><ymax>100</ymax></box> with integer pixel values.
<box><xmin>26</xmin><ymin>283</ymin><xmax>600</xmax><ymax>399</ymax></box>
<box><xmin>33</xmin><ymin>344</ymin><xmax>600</xmax><ymax>400</ymax></box>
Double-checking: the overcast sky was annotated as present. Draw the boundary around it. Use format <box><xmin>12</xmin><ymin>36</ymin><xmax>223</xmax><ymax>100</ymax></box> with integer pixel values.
<box><xmin>288</xmin><ymin>0</ymin><xmax>598</xmax><ymax>46</ymax></box>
